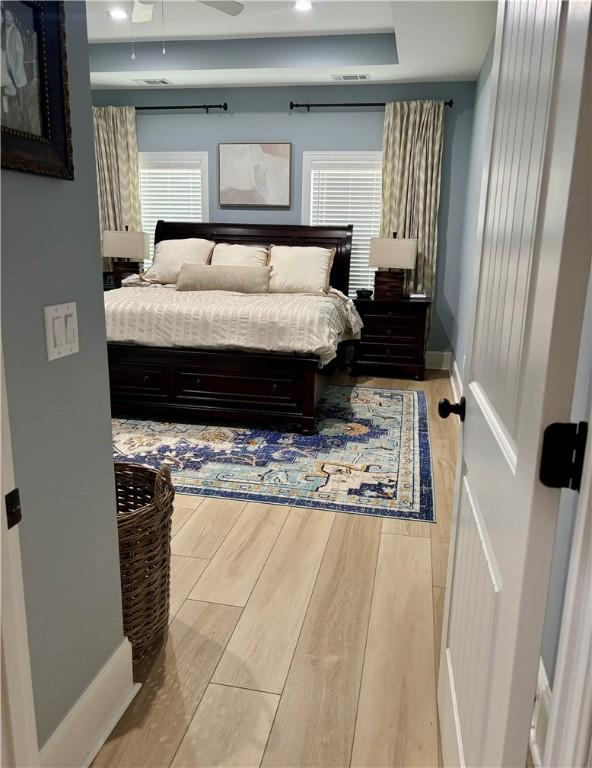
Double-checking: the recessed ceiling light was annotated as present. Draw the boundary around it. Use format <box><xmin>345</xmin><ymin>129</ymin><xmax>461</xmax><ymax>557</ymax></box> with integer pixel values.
<box><xmin>107</xmin><ymin>7</ymin><xmax>128</xmax><ymax>20</ymax></box>
<box><xmin>295</xmin><ymin>0</ymin><xmax>313</xmax><ymax>11</ymax></box>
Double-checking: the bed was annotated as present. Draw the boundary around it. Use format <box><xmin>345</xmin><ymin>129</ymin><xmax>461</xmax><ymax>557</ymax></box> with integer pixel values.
<box><xmin>107</xmin><ymin>221</ymin><xmax>355</xmax><ymax>433</ymax></box>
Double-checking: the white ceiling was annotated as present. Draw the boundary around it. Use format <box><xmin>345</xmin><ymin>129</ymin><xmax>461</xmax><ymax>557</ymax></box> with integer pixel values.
<box><xmin>87</xmin><ymin>1</ymin><xmax>497</xmax><ymax>88</ymax></box>
<box><xmin>86</xmin><ymin>1</ymin><xmax>396</xmax><ymax>42</ymax></box>
<box><xmin>392</xmin><ymin>1</ymin><xmax>495</xmax><ymax>82</ymax></box>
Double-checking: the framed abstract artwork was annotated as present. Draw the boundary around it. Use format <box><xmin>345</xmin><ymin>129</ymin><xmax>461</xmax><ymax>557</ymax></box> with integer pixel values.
<box><xmin>218</xmin><ymin>143</ymin><xmax>291</xmax><ymax>208</ymax></box>
<box><xmin>1</xmin><ymin>1</ymin><xmax>74</xmax><ymax>179</ymax></box>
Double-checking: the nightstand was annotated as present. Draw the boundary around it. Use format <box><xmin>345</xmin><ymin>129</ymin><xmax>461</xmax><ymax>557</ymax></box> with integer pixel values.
<box><xmin>103</xmin><ymin>260</ymin><xmax>143</xmax><ymax>291</ymax></box>
<box><xmin>352</xmin><ymin>297</ymin><xmax>431</xmax><ymax>380</ymax></box>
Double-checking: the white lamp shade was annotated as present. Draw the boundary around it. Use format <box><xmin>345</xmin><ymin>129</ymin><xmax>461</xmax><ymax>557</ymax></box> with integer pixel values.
<box><xmin>369</xmin><ymin>238</ymin><xmax>418</xmax><ymax>269</ymax></box>
<box><xmin>103</xmin><ymin>230</ymin><xmax>149</xmax><ymax>261</ymax></box>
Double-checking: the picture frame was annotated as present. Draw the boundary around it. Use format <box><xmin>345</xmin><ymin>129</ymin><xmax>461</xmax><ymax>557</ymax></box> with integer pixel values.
<box><xmin>1</xmin><ymin>1</ymin><xmax>74</xmax><ymax>179</ymax></box>
<box><xmin>218</xmin><ymin>142</ymin><xmax>291</xmax><ymax>209</ymax></box>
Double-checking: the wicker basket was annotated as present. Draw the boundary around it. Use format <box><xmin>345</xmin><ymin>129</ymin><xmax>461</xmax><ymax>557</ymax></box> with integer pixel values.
<box><xmin>114</xmin><ymin>462</ymin><xmax>175</xmax><ymax>661</ymax></box>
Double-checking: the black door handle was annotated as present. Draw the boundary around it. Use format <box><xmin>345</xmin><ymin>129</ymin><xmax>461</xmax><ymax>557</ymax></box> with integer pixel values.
<box><xmin>438</xmin><ymin>397</ymin><xmax>466</xmax><ymax>422</ymax></box>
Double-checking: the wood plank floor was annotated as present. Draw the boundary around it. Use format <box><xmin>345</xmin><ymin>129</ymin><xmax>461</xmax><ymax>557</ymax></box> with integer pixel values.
<box><xmin>94</xmin><ymin>371</ymin><xmax>458</xmax><ymax>768</ymax></box>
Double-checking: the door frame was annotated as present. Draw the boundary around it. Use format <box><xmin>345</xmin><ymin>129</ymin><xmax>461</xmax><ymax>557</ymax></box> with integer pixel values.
<box><xmin>544</xmin><ymin>12</ymin><xmax>592</xmax><ymax>759</ymax></box>
<box><xmin>1</xmin><ymin>352</ymin><xmax>39</xmax><ymax>767</ymax></box>
<box><xmin>544</xmin><ymin>395</ymin><xmax>592</xmax><ymax>766</ymax></box>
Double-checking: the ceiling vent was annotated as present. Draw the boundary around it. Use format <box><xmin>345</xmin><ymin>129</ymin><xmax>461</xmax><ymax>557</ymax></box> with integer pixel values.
<box><xmin>133</xmin><ymin>78</ymin><xmax>172</xmax><ymax>86</ymax></box>
<box><xmin>330</xmin><ymin>74</ymin><xmax>370</xmax><ymax>82</ymax></box>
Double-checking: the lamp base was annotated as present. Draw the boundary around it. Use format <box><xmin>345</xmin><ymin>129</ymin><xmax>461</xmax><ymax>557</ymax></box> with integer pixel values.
<box><xmin>374</xmin><ymin>269</ymin><xmax>406</xmax><ymax>300</ymax></box>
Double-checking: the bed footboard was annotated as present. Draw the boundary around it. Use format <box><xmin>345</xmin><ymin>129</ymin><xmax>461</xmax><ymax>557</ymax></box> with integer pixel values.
<box><xmin>108</xmin><ymin>343</ymin><xmax>325</xmax><ymax>433</ymax></box>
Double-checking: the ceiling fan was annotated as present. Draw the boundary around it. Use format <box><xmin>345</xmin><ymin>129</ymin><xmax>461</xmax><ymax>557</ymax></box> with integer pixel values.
<box><xmin>200</xmin><ymin>1</ymin><xmax>245</xmax><ymax>14</ymax></box>
<box><xmin>131</xmin><ymin>0</ymin><xmax>245</xmax><ymax>23</ymax></box>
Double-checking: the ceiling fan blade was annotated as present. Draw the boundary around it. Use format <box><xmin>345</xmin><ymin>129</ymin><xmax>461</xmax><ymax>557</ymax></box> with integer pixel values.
<box><xmin>200</xmin><ymin>1</ymin><xmax>245</xmax><ymax>16</ymax></box>
<box><xmin>132</xmin><ymin>0</ymin><xmax>154</xmax><ymax>23</ymax></box>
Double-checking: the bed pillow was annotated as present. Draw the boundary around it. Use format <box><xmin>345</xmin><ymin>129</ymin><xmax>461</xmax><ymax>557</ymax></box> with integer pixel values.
<box><xmin>176</xmin><ymin>264</ymin><xmax>271</xmax><ymax>294</ymax></box>
<box><xmin>268</xmin><ymin>245</ymin><xmax>335</xmax><ymax>294</ymax></box>
<box><xmin>210</xmin><ymin>243</ymin><xmax>269</xmax><ymax>267</ymax></box>
<box><xmin>143</xmin><ymin>238</ymin><xmax>214</xmax><ymax>284</ymax></box>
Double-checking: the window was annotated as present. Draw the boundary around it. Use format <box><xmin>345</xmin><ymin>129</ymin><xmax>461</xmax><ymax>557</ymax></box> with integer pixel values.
<box><xmin>139</xmin><ymin>152</ymin><xmax>209</xmax><ymax>261</ymax></box>
<box><xmin>302</xmin><ymin>152</ymin><xmax>382</xmax><ymax>297</ymax></box>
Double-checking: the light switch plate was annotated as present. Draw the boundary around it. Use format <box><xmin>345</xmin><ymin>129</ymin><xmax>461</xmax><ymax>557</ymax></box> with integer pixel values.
<box><xmin>44</xmin><ymin>302</ymin><xmax>79</xmax><ymax>361</ymax></box>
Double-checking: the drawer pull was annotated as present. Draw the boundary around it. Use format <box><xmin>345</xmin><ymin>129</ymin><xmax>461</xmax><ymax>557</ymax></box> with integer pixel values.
<box><xmin>387</xmin><ymin>328</ymin><xmax>392</xmax><ymax>336</ymax></box>
<box><xmin>143</xmin><ymin>375</ymin><xmax>151</xmax><ymax>385</ymax></box>
<box><xmin>195</xmin><ymin>377</ymin><xmax>201</xmax><ymax>387</ymax></box>
<box><xmin>271</xmin><ymin>383</ymin><xmax>279</xmax><ymax>393</ymax></box>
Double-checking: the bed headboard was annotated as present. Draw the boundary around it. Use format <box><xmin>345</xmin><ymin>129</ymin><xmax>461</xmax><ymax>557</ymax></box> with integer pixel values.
<box><xmin>154</xmin><ymin>221</ymin><xmax>353</xmax><ymax>296</ymax></box>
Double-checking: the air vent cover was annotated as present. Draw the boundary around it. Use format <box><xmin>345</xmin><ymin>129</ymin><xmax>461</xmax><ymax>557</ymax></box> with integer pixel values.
<box><xmin>133</xmin><ymin>78</ymin><xmax>172</xmax><ymax>86</ymax></box>
<box><xmin>330</xmin><ymin>74</ymin><xmax>370</xmax><ymax>82</ymax></box>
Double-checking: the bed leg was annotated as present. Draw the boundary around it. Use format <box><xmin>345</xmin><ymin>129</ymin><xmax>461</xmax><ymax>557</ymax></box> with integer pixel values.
<box><xmin>300</xmin><ymin>366</ymin><xmax>319</xmax><ymax>435</ymax></box>
<box><xmin>300</xmin><ymin>417</ymin><xmax>317</xmax><ymax>435</ymax></box>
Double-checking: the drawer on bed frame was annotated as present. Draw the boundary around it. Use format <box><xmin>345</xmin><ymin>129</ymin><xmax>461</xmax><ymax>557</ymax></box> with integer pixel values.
<box><xmin>173</xmin><ymin>366</ymin><xmax>304</xmax><ymax>411</ymax></box>
<box><xmin>109</xmin><ymin>363</ymin><xmax>169</xmax><ymax>402</ymax></box>
<box><xmin>107</xmin><ymin>344</ymin><xmax>321</xmax><ymax>430</ymax></box>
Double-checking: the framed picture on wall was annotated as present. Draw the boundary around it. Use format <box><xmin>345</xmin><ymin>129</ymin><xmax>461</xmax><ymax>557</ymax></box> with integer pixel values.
<box><xmin>1</xmin><ymin>0</ymin><xmax>74</xmax><ymax>179</ymax></box>
<box><xmin>218</xmin><ymin>143</ymin><xmax>291</xmax><ymax>208</ymax></box>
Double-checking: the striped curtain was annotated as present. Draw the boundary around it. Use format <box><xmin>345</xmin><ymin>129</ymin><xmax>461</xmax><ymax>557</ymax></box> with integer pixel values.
<box><xmin>92</xmin><ymin>106</ymin><xmax>141</xmax><ymax>259</ymax></box>
<box><xmin>380</xmin><ymin>100</ymin><xmax>445</xmax><ymax>297</ymax></box>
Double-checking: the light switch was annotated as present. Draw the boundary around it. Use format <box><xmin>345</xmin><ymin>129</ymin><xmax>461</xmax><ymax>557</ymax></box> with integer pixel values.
<box><xmin>44</xmin><ymin>302</ymin><xmax>79</xmax><ymax>361</ymax></box>
<box><xmin>64</xmin><ymin>313</ymin><xmax>75</xmax><ymax>344</ymax></box>
<box><xmin>52</xmin><ymin>316</ymin><xmax>64</xmax><ymax>347</ymax></box>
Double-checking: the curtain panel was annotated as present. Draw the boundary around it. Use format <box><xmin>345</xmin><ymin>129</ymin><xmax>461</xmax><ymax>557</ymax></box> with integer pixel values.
<box><xmin>92</xmin><ymin>106</ymin><xmax>141</xmax><ymax>253</ymax></box>
<box><xmin>380</xmin><ymin>100</ymin><xmax>445</xmax><ymax>297</ymax></box>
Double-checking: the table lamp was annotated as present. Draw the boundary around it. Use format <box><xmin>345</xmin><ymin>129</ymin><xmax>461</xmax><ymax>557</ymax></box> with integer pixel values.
<box><xmin>103</xmin><ymin>229</ymin><xmax>149</xmax><ymax>263</ymax></box>
<box><xmin>103</xmin><ymin>229</ymin><xmax>149</xmax><ymax>287</ymax></box>
<box><xmin>369</xmin><ymin>236</ymin><xmax>418</xmax><ymax>299</ymax></box>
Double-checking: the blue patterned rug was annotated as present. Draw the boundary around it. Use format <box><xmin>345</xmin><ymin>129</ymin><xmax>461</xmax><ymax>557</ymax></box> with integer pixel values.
<box><xmin>112</xmin><ymin>385</ymin><xmax>434</xmax><ymax>521</ymax></box>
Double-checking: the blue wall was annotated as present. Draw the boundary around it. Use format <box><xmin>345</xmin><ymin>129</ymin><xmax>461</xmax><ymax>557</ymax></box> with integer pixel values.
<box><xmin>89</xmin><ymin>33</ymin><xmax>398</xmax><ymax>72</ymax></box>
<box><xmin>93</xmin><ymin>82</ymin><xmax>476</xmax><ymax>350</ymax></box>
<box><xmin>2</xmin><ymin>4</ymin><xmax>124</xmax><ymax>746</ymax></box>
<box><xmin>450</xmin><ymin>43</ymin><xmax>493</xmax><ymax>371</ymax></box>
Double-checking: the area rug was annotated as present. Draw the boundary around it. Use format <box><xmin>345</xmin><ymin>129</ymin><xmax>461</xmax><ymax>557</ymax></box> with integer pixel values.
<box><xmin>112</xmin><ymin>385</ymin><xmax>434</xmax><ymax>521</ymax></box>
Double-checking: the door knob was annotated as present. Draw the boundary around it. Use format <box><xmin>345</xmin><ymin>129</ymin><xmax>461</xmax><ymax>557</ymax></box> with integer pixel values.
<box><xmin>438</xmin><ymin>397</ymin><xmax>466</xmax><ymax>422</ymax></box>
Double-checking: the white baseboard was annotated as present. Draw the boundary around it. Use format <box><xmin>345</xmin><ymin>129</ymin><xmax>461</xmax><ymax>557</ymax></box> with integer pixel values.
<box><xmin>40</xmin><ymin>638</ymin><xmax>139</xmax><ymax>768</ymax></box>
<box><xmin>529</xmin><ymin>658</ymin><xmax>552</xmax><ymax>768</ymax></box>
<box><xmin>450</xmin><ymin>358</ymin><xmax>463</xmax><ymax>402</ymax></box>
<box><xmin>426</xmin><ymin>350</ymin><xmax>452</xmax><ymax>371</ymax></box>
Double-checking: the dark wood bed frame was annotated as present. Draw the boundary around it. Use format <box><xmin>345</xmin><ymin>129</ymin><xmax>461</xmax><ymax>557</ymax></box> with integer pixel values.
<box><xmin>107</xmin><ymin>221</ymin><xmax>353</xmax><ymax>433</ymax></box>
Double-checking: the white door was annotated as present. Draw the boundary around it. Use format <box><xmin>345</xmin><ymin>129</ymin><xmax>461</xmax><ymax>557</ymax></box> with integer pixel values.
<box><xmin>438</xmin><ymin>2</ymin><xmax>591</xmax><ymax>767</ymax></box>
<box><xmin>1</xmin><ymin>351</ymin><xmax>39</xmax><ymax>767</ymax></box>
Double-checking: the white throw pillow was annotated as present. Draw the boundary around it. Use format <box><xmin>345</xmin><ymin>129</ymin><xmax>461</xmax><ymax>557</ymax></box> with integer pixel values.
<box><xmin>210</xmin><ymin>243</ymin><xmax>269</xmax><ymax>267</ymax></box>
<box><xmin>143</xmin><ymin>238</ymin><xmax>214</xmax><ymax>284</ymax></box>
<box><xmin>268</xmin><ymin>245</ymin><xmax>335</xmax><ymax>294</ymax></box>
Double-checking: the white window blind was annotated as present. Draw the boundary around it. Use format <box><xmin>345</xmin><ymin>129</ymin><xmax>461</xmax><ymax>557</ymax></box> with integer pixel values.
<box><xmin>139</xmin><ymin>151</ymin><xmax>209</xmax><ymax>261</ymax></box>
<box><xmin>303</xmin><ymin>152</ymin><xmax>382</xmax><ymax>297</ymax></box>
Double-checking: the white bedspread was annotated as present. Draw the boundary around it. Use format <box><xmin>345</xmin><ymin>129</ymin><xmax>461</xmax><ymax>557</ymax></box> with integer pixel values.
<box><xmin>104</xmin><ymin>286</ymin><xmax>363</xmax><ymax>365</ymax></box>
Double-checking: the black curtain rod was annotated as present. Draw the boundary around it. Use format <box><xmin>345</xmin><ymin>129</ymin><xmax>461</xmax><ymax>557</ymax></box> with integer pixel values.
<box><xmin>135</xmin><ymin>102</ymin><xmax>228</xmax><ymax>113</ymax></box>
<box><xmin>290</xmin><ymin>99</ymin><xmax>453</xmax><ymax>112</ymax></box>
